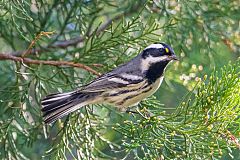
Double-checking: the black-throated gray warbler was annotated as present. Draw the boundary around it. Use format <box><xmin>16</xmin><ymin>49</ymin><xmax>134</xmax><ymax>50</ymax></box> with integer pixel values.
<box><xmin>41</xmin><ymin>42</ymin><xmax>178</xmax><ymax>123</ymax></box>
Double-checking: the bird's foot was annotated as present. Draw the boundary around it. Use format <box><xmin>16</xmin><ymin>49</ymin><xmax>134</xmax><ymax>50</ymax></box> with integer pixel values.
<box><xmin>126</xmin><ymin>108</ymin><xmax>139</xmax><ymax>118</ymax></box>
<box><xmin>125</xmin><ymin>106</ymin><xmax>152</xmax><ymax>119</ymax></box>
<box><xmin>126</xmin><ymin>108</ymin><xmax>138</xmax><ymax>114</ymax></box>
<box><xmin>136</xmin><ymin>107</ymin><xmax>152</xmax><ymax>119</ymax></box>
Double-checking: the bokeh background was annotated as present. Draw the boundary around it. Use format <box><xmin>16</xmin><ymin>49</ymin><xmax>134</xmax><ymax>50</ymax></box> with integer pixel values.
<box><xmin>0</xmin><ymin>1</ymin><xmax>239</xmax><ymax>159</ymax></box>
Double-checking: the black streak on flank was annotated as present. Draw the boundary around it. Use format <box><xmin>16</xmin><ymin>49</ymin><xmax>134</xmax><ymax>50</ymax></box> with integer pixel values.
<box><xmin>109</xmin><ymin>83</ymin><xmax>149</xmax><ymax>97</ymax></box>
<box><xmin>117</xmin><ymin>87</ymin><xmax>152</xmax><ymax>106</ymax></box>
<box><xmin>145</xmin><ymin>61</ymin><xmax>169</xmax><ymax>84</ymax></box>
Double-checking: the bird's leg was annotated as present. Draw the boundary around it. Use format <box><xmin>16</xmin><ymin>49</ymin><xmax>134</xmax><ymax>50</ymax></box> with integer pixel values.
<box><xmin>125</xmin><ymin>107</ymin><xmax>140</xmax><ymax>118</ymax></box>
<box><xmin>126</xmin><ymin>107</ymin><xmax>139</xmax><ymax>114</ymax></box>
<box><xmin>125</xmin><ymin>103</ymin><xmax>148</xmax><ymax>119</ymax></box>
<box><xmin>125</xmin><ymin>104</ymin><xmax>151</xmax><ymax>119</ymax></box>
<box><xmin>136</xmin><ymin>103</ymin><xmax>152</xmax><ymax>118</ymax></box>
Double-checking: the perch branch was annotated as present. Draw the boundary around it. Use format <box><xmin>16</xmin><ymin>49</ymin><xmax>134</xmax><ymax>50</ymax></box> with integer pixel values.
<box><xmin>0</xmin><ymin>54</ymin><xmax>100</xmax><ymax>76</ymax></box>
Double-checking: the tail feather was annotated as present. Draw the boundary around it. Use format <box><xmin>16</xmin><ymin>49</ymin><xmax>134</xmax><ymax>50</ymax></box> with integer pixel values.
<box><xmin>42</xmin><ymin>100</ymin><xmax>73</xmax><ymax>117</ymax></box>
<box><xmin>43</xmin><ymin>101</ymin><xmax>88</xmax><ymax>124</ymax></box>
<box><xmin>42</xmin><ymin>93</ymin><xmax>84</xmax><ymax>113</ymax></box>
<box><xmin>41</xmin><ymin>91</ymin><xmax>92</xmax><ymax>124</ymax></box>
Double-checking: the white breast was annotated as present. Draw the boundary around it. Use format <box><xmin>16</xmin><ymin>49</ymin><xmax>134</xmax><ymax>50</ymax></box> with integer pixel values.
<box><xmin>118</xmin><ymin>76</ymin><xmax>164</xmax><ymax>110</ymax></box>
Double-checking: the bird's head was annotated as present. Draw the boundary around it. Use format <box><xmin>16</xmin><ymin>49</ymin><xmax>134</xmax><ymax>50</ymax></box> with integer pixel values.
<box><xmin>140</xmin><ymin>42</ymin><xmax>178</xmax><ymax>82</ymax></box>
<box><xmin>142</xmin><ymin>42</ymin><xmax>178</xmax><ymax>62</ymax></box>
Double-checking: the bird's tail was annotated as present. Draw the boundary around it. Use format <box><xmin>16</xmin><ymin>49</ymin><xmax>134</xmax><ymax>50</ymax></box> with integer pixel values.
<box><xmin>41</xmin><ymin>91</ymin><xmax>95</xmax><ymax>124</ymax></box>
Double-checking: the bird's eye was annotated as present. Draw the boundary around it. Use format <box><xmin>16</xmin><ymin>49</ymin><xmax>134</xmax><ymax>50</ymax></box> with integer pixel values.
<box><xmin>159</xmin><ymin>48</ymin><xmax>170</xmax><ymax>55</ymax></box>
<box><xmin>158</xmin><ymin>48</ymin><xmax>165</xmax><ymax>53</ymax></box>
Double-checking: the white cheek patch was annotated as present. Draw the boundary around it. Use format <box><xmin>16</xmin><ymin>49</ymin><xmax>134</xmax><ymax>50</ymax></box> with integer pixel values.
<box><xmin>141</xmin><ymin>55</ymin><xmax>169</xmax><ymax>72</ymax></box>
<box><xmin>145</xmin><ymin>44</ymin><xmax>164</xmax><ymax>50</ymax></box>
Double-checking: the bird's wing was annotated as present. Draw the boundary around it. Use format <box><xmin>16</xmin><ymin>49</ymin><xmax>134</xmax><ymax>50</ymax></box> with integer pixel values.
<box><xmin>79</xmin><ymin>59</ymin><xmax>143</xmax><ymax>93</ymax></box>
<box><xmin>79</xmin><ymin>74</ymin><xmax>129</xmax><ymax>92</ymax></box>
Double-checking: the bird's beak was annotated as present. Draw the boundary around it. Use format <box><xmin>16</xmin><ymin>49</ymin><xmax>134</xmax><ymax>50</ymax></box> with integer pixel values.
<box><xmin>169</xmin><ymin>54</ymin><xmax>179</xmax><ymax>61</ymax></box>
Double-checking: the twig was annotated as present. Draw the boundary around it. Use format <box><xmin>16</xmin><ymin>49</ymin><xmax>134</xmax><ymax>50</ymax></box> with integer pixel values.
<box><xmin>222</xmin><ymin>38</ymin><xmax>235</xmax><ymax>52</ymax></box>
<box><xmin>9</xmin><ymin>11</ymin><xmax>134</xmax><ymax>57</ymax></box>
<box><xmin>22</xmin><ymin>31</ymin><xmax>54</xmax><ymax>58</ymax></box>
<box><xmin>0</xmin><ymin>54</ymin><xmax>100</xmax><ymax>76</ymax></box>
<box><xmin>7</xmin><ymin>16</ymin><xmax>119</xmax><ymax>57</ymax></box>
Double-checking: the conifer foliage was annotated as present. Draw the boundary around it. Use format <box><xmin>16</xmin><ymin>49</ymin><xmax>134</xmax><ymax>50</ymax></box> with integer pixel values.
<box><xmin>0</xmin><ymin>1</ymin><xmax>239</xmax><ymax>159</ymax></box>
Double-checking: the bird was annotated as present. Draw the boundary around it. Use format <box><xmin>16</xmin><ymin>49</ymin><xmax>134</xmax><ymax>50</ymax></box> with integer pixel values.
<box><xmin>41</xmin><ymin>42</ymin><xmax>178</xmax><ymax>124</ymax></box>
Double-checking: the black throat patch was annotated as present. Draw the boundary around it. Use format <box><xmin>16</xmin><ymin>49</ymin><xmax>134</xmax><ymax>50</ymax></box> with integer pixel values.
<box><xmin>145</xmin><ymin>61</ymin><xmax>169</xmax><ymax>84</ymax></box>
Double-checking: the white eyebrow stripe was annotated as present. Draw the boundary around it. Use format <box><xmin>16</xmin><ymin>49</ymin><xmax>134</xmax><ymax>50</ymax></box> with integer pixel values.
<box><xmin>120</xmin><ymin>73</ymin><xmax>143</xmax><ymax>80</ymax></box>
<box><xmin>145</xmin><ymin>44</ymin><xmax>164</xmax><ymax>50</ymax></box>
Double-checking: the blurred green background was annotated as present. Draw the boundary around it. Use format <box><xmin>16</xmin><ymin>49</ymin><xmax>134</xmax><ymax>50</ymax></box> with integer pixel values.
<box><xmin>0</xmin><ymin>0</ymin><xmax>239</xmax><ymax>159</ymax></box>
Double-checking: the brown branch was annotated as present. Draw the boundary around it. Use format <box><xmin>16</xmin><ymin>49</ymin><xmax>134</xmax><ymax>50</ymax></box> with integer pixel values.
<box><xmin>22</xmin><ymin>31</ymin><xmax>55</xmax><ymax>58</ymax></box>
<box><xmin>222</xmin><ymin>38</ymin><xmax>235</xmax><ymax>52</ymax></box>
<box><xmin>0</xmin><ymin>53</ymin><xmax>100</xmax><ymax>76</ymax></box>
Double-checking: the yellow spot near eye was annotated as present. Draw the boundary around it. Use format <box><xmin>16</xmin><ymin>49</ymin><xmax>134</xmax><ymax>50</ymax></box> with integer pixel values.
<box><xmin>165</xmin><ymin>48</ymin><xmax>169</xmax><ymax>53</ymax></box>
